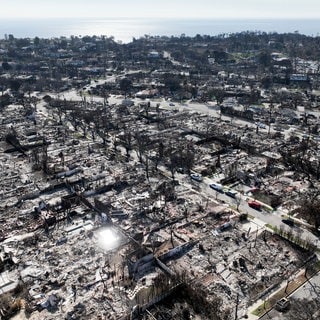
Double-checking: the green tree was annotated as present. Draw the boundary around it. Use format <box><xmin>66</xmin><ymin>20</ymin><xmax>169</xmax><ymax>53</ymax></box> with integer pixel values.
<box><xmin>119</xmin><ymin>78</ymin><xmax>132</xmax><ymax>98</ymax></box>
<box><xmin>258</xmin><ymin>51</ymin><xmax>272</xmax><ymax>67</ymax></box>
<box><xmin>211</xmin><ymin>88</ymin><xmax>225</xmax><ymax>105</ymax></box>
<box><xmin>299</xmin><ymin>188</ymin><xmax>320</xmax><ymax>230</ymax></box>
<box><xmin>163</xmin><ymin>74</ymin><xmax>181</xmax><ymax>92</ymax></box>
<box><xmin>2</xmin><ymin>62</ymin><xmax>11</xmax><ymax>71</ymax></box>
<box><xmin>10</xmin><ymin>79</ymin><xmax>21</xmax><ymax>92</ymax></box>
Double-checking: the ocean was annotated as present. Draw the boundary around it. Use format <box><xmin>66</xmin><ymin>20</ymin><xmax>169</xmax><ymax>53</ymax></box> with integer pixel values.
<box><xmin>1</xmin><ymin>18</ymin><xmax>320</xmax><ymax>43</ymax></box>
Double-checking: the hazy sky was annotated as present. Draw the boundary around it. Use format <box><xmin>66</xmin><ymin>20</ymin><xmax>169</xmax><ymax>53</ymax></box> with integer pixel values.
<box><xmin>2</xmin><ymin>0</ymin><xmax>320</xmax><ymax>19</ymax></box>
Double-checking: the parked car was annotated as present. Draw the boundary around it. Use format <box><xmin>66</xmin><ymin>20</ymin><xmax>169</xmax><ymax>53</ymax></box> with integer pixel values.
<box><xmin>209</xmin><ymin>183</ymin><xmax>224</xmax><ymax>192</ymax></box>
<box><xmin>218</xmin><ymin>222</ymin><xmax>232</xmax><ymax>232</ymax></box>
<box><xmin>282</xmin><ymin>219</ymin><xmax>294</xmax><ymax>227</ymax></box>
<box><xmin>248</xmin><ymin>200</ymin><xmax>261</xmax><ymax>210</ymax></box>
<box><xmin>190</xmin><ymin>173</ymin><xmax>203</xmax><ymax>182</ymax></box>
<box><xmin>255</xmin><ymin>122</ymin><xmax>266</xmax><ymax>129</ymax></box>
<box><xmin>275</xmin><ymin>297</ymin><xmax>290</xmax><ymax>311</ymax></box>
<box><xmin>225</xmin><ymin>189</ymin><xmax>238</xmax><ymax>198</ymax></box>
<box><xmin>177</xmin><ymin>167</ymin><xmax>188</xmax><ymax>174</ymax></box>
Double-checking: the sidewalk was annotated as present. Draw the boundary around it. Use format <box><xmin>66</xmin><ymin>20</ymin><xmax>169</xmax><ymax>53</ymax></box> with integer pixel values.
<box><xmin>245</xmin><ymin>276</ymin><xmax>293</xmax><ymax>319</ymax></box>
<box><xmin>244</xmin><ymin>265</ymin><xmax>319</xmax><ymax>320</ymax></box>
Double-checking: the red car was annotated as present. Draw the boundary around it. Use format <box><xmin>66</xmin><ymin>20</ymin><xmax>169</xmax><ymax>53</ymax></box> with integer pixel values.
<box><xmin>248</xmin><ymin>200</ymin><xmax>261</xmax><ymax>210</ymax></box>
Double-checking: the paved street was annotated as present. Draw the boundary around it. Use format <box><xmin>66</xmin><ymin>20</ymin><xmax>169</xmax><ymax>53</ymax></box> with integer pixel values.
<box><xmin>183</xmin><ymin>174</ymin><xmax>320</xmax><ymax>250</ymax></box>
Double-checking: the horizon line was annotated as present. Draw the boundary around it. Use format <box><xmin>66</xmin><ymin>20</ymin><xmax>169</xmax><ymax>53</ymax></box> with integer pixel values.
<box><xmin>1</xmin><ymin>16</ymin><xmax>320</xmax><ymax>20</ymax></box>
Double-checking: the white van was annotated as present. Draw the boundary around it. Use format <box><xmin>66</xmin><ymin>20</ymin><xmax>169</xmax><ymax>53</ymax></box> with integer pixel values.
<box><xmin>209</xmin><ymin>183</ymin><xmax>223</xmax><ymax>192</ymax></box>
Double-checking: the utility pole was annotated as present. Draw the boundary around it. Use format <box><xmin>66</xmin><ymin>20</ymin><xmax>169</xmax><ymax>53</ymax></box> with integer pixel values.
<box><xmin>254</xmin><ymin>226</ymin><xmax>258</xmax><ymax>248</ymax></box>
<box><xmin>235</xmin><ymin>293</ymin><xmax>239</xmax><ymax>320</ymax></box>
<box><xmin>268</xmin><ymin>102</ymin><xmax>274</xmax><ymax>136</ymax></box>
<box><xmin>285</xmin><ymin>278</ymin><xmax>290</xmax><ymax>293</ymax></box>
